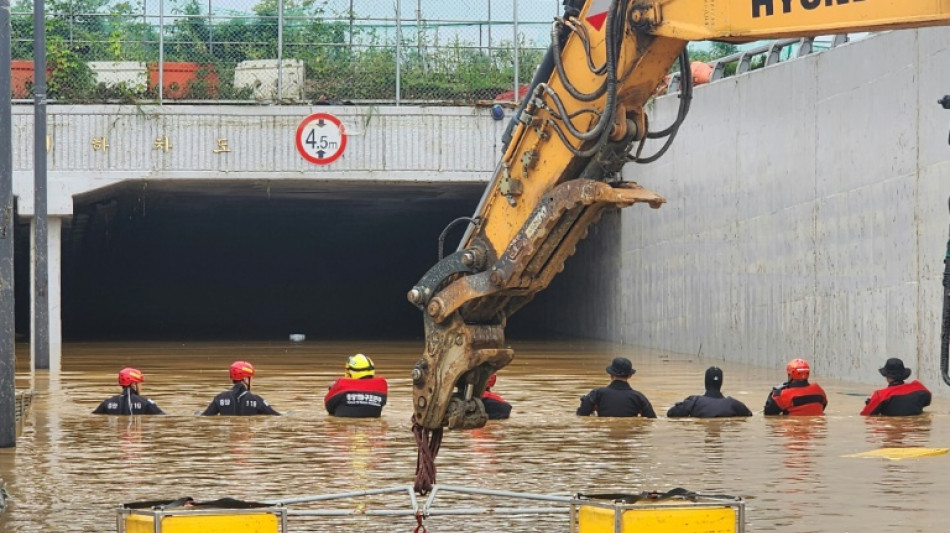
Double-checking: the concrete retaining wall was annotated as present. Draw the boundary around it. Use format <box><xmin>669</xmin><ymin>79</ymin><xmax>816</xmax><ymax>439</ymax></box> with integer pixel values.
<box><xmin>599</xmin><ymin>28</ymin><xmax>950</xmax><ymax>388</ymax></box>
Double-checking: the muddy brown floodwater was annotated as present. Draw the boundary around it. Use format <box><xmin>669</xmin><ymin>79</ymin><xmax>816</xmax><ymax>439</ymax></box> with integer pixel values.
<box><xmin>0</xmin><ymin>340</ymin><xmax>948</xmax><ymax>532</ymax></box>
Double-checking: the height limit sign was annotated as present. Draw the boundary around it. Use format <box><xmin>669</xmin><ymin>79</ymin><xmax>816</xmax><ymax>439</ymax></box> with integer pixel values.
<box><xmin>296</xmin><ymin>113</ymin><xmax>347</xmax><ymax>165</ymax></box>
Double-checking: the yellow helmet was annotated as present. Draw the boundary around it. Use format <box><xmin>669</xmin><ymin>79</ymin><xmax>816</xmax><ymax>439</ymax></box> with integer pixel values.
<box><xmin>345</xmin><ymin>353</ymin><xmax>375</xmax><ymax>379</ymax></box>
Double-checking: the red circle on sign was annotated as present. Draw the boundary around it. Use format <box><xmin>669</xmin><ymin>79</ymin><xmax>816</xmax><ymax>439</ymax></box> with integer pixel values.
<box><xmin>295</xmin><ymin>113</ymin><xmax>347</xmax><ymax>165</ymax></box>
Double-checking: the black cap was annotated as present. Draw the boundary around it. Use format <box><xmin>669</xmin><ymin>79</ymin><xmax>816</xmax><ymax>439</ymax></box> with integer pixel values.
<box><xmin>879</xmin><ymin>358</ymin><xmax>912</xmax><ymax>381</ymax></box>
<box><xmin>705</xmin><ymin>366</ymin><xmax>723</xmax><ymax>390</ymax></box>
<box><xmin>606</xmin><ymin>357</ymin><xmax>635</xmax><ymax>378</ymax></box>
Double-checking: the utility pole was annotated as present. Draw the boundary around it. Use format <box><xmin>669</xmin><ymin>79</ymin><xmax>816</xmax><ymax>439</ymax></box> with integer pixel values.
<box><xmin>0</xmin><ymin>0</ymin><xmax>19</xmax><ymax>447</ymax></box>
<box><xmin>33</xmin><ymin>0</ymin><xmax>50</xmax><ymax>371</ymax></box>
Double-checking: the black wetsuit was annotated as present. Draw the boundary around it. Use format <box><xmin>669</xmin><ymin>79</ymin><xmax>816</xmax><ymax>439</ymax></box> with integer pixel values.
<box><xmin>93</xmin><ymin>387</ymin><xmax>164</xmax><ymax>415</ymax></box>
<box><xmin>576</xmin><ymin>380</ymin><xmax>657</xmax><ymax>418</ymax></box>
<box><xmin>483</xmin><ymin>391</ymin><xmax>512</xmax><ymax>420</ymax></box>
<box><xmin>667</xmin><ymin>390</ymin><xmax>753</xmax><ymax>418</ymax></box>
<box><xmin>201</xmin><ymin>383</ymin><xmax>280</xmax><ymax>416</ymax></box>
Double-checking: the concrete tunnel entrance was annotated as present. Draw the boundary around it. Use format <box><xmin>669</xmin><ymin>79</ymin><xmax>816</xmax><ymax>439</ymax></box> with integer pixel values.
<box><xmin>14</xmin><ymin>180</ymin><xmax>593</xmax><ymax>342</ymax></box>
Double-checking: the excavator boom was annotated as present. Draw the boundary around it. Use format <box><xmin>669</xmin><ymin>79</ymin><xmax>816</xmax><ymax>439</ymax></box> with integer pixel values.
<box><xmin>656</xmin><ymin>0</ymin><xmax>950</xmax><ymax>42</ymax></box>
<box><xmin>407</xmin><ymin>0</ymin><xmax>950</xmax><ymax>493</ymax></box>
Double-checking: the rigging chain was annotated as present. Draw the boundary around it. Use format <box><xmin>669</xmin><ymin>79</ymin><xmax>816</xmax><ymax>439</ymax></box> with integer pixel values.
<box><xmin>412</xmin><ymin>423</ymin><xmax>444</xmax><ymax>495</ymax></box>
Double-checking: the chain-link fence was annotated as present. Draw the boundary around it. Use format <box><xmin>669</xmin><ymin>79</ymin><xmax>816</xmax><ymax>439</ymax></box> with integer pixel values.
<box><xmin>8</xmin><ymin>0</ymin><xmax>560</xmax><ymax>103</ymax></box>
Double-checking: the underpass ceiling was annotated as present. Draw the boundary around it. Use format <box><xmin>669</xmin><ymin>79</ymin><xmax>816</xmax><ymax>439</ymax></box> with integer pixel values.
<box><xmin>74</xmin><ymin>180</ymin><xmax>487</xmax><ymax>213</ymax></box>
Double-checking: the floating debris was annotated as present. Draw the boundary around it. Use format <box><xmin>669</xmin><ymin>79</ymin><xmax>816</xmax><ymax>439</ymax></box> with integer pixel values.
<box><xmin>844</xmin><ymin>447</ymin><xmax>949</xmax><ymax>460</ymax></box>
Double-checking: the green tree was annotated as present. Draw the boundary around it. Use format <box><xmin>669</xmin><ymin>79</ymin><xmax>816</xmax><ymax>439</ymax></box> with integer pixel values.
<box><xmin>688</xmin><ymin>41</ymin><xmax>740</xmax><ymax>64</ymax></box>
<box><xmin>6</xmin><ymin>0</ymin><xmax>558</xmax><ymax>103</ymax></box>
<box><xmin>688</xmin><ymin>42</ymin><xmax>741</xmax><ymax>77</ymax></box>
<box><xmin>167</xmin><ymin>0</ymin><xmax>213</xmax><ymax>62</ymax></box>
<box><xmin>10</xmin><ymin>0</ymin><xmax>36</xmax><ymax>59</ymax></box>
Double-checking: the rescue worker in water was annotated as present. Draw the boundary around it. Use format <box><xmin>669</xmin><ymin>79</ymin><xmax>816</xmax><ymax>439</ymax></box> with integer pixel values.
<box><xmin>861</xmin><ymin>358</ymin><xmax>932</xmax><ymax>416</ymax></box>
<box><xmin>202</xmin><ymin>360</ymin><xmax>280</xmax><ymax>416</ymax></box>
<box><xmin>482</xmin><ymin>374</ymin><xmax>512</xmax><ymax>420</ymax></box>
<box><xmin>93</xmin><ymin>367</ymin><xmax>165</xmax><ymax>415</ymax></box>
<box><xmin>576</xmin><ymin>357</ymin><xmax>657</xmax><ymax>418</ymax></box>
<box><xmin>667</xmin><ymin>366</ymin><xmax>753</xmax><ymax>418</ymax></box>
<box><xmin>325</xmin><ymin>354</ymin><xmax>388</xmax><ymax>418</ymax></box>
<box><xmin>764</xmin><ymin>358</ymin><xmax>827</xmax><ymax>416</ymax></box>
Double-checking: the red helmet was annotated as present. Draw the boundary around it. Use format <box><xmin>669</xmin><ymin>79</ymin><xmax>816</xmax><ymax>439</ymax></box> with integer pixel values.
<box><xmin>118</xmin><ymin>367</ymin><xmax>144</xmax><ymax>387</ymax></box>
<box><xmin>229</xmin><ymin>361</ymin><xmax>256</xmax><ymax>381</ymax></box>
<box><xmin>486</xmin><ymin>374</ymin><xmax>497</xmax><ymax>389</ymax></box>
<box><xmin>786</xmin><ymin>358</ymin><xmax>810</xmax><ymax>380</ymax></box>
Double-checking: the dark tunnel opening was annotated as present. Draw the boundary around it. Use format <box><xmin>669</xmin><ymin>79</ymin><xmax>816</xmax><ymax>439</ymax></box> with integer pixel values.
<box><xmin>12</xmin><ymin>180</ymin><xmax>589</xmax><ymax>342</ymax></box>
<box><xmin>13</xmin><ymin>199</ymin><xmax>30</xmax><ymax>342</ymax></box>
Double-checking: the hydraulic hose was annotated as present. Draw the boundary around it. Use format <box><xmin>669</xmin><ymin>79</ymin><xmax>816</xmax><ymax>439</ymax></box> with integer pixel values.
<box><xmin>500</xmin><ymin>8</ymin><xmax>575</xmax><ymax>154</ymax></box>
<box><xmin>546</xmin><ymin>0</ymin><xmax>624</xmax><ymax>157</ymax></box>
<box><xmin>630</xmin><ymin>47</ymin><xmax>693</xmax><ymax>164</ymax></box>
<box><xmin>941</xmin><ymin>196</ymin><xmax>950</xmax><ymax>386</ymax></box>
<box><xmin>437</xmin><ymin>217</ymin><xmax>480</xmax><ymax>260</ymax></box>
<box><xmin>551</xmin><ymin>19</ymin><xmax>608</xmax><ymax>102</ymax></box>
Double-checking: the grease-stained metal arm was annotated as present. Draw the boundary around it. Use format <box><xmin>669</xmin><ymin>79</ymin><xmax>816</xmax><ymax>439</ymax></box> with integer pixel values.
<box><xmin>410</xmin><ymin>0</ymin><xmax>675</xmax><ymax>434</ymax></box>
<box><xmin>408</xmin><ymin>0</ymin><xmax>950</xmax><ymax>497</ymax></box>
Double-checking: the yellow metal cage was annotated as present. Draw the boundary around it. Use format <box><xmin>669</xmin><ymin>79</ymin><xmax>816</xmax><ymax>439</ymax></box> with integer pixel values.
<box><xmin>571</xmin><ymin>493</ymin><xmax>744</xmax><ymax>533</ymax></box>
<box><xmin>116</xmin><ymin>506</ymin><xmax>288</xmax><ymax>533</ymax></box>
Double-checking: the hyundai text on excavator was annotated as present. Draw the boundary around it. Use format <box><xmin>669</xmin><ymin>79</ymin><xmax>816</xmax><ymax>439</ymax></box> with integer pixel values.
<box><xmin>407</xmin><ymin>0</ymin><xmax>950</xmax><ymax>494</ymax></box>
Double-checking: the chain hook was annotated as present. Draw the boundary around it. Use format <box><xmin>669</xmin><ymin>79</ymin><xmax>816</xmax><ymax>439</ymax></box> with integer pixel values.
<box><xmin>414</xmin><ymin>511</ymin><xmax>428</xmax><ymax>533</ymax></box>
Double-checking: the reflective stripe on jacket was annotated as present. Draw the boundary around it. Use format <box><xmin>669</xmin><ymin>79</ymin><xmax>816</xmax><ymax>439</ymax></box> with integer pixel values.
<box><xmin>93</xmin><ymin>387</ymin><xmax>164</xmax><ymax>415</ymax></box>
<box><xmin>325</xmin><ymin>376</ymin><xmax>388</xmax><ymax>418</ymax></box>
<box><xmin>202</xmin><ymin>382</ymin><xmax>280</xmax><ymax>416</ymax></box>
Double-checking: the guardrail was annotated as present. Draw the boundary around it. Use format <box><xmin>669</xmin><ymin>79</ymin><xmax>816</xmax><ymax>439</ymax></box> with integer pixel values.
<box><xmin>667</xmin><ymin>35</ymin><xmax>854</xmax><ymax>93</ymax></box>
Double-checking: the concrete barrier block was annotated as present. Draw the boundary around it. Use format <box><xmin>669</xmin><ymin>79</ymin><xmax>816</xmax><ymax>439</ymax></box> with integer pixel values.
<box><xmin>234</xmin><ymin>59</ymin><xmax>305</xmax><ymax>101</ymax></box>
<box><xmin>87</xmin><ymin>61</ymin><xmax>148</xmax><ymax>93</ymax></box>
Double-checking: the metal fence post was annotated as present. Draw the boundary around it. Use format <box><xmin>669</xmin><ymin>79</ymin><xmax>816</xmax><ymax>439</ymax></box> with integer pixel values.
<box><xmin>208</xmin><ymin>0</ymin><xmax>213</xmax><ymax>56</ymax></box>
<box><xmin>513</xmin><ymin>0</ymin><xmax>520</xmax><ymax>103</ymax></box>
<box><xmin>33</xmin><ymin>0</ymin><xmax>50</xmax><ymax>371</ymax></box>
<box><xmin>158</xmin><ymin>0</ymin><xmax>164</xmax><ymax>102</ymax></box>
<box><xmin>0</xmin><ymin>0</ymin><xmax>19</xmax><ymax>448</ymax></box>
<box><xmin>278</xmin><ymin>0</ymin><xmax>284</xmax><ymax>101</ymax></box>
<box><xmin>487</xmin><ymin>0</ymin><xmax>492</xmax><ymax>58</ymax></box>
<box><xmin>395</xmin><ymin>0</ymin><xmax>402</xmax><ymax>105</ymax></box>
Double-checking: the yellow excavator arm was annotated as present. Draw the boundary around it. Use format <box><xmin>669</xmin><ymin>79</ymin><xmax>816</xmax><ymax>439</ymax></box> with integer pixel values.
<box><xmin>407</xmin><ymin>0</ymin><xmax>950</xmax><ymax>465</ymax></box>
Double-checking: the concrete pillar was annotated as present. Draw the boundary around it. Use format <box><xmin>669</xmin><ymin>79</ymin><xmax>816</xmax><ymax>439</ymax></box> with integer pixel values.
<box><xmin>30</xmin><ymin>216</ymin><xmax>61</xmax><ymax>373</ymax></box>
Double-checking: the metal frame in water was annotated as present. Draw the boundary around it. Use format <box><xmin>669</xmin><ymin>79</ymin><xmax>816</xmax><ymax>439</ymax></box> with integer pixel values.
<box><xmin>115</xmin><ymin>507</ymin><xmax>290</xmax><ymax>533</ymax></box>
<box><xmin>115</xmin><ymin>485</ymin><xmax>572</xmax><ymax>532</ymax></box>
<box><xmin>265</xmin><ymin>484</ymin><xmax>573</xmax><ymax>520</ymax></box>
<box><xmin>568</xmin><ymin>496</ymin><xmax>745</xmax><ymax>533</ymax></box>
<box><xmin>113</xmin><ymin>485</ymin><xmax>746</xmax><ymax>532</ymax></box>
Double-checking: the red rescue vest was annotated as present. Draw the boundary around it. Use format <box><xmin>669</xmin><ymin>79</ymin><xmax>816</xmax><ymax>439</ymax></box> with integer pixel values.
<box><xmin>772</xmin><ymin>382</ymin><xmax>827</xmax><ymax>415</ymax></box>
<box><xmin>860</xmin><ymin>380</ymin><xmax>931</xmax><ymax>416</ymax></box>
<box><xmin>483</xmin><ymin>391</ymin><xmax>507</xmax><ymax>403</ymax></box>
<box><xmin>324</xmin><ymin>376</ymin><xmax>388</xmax><ymax>405</ymax></box>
